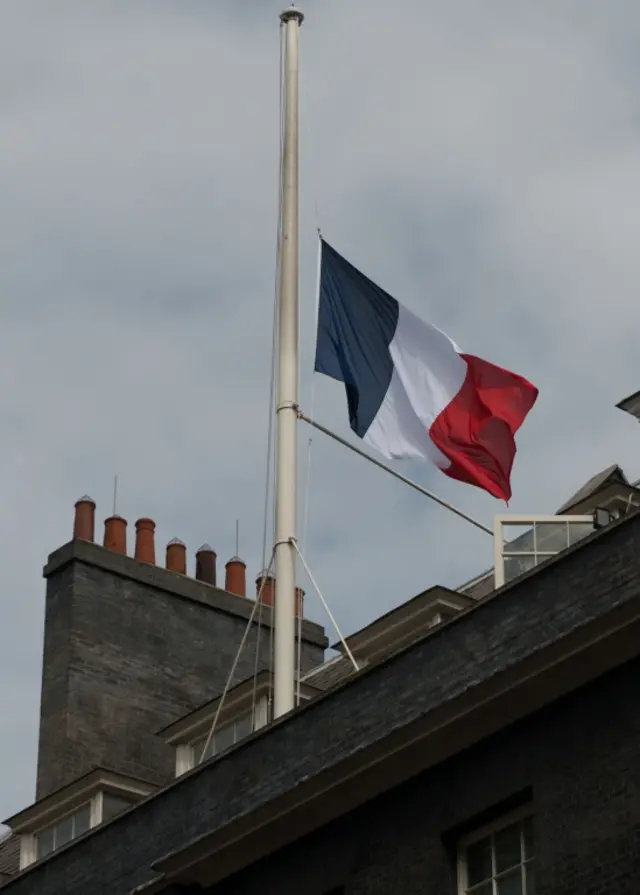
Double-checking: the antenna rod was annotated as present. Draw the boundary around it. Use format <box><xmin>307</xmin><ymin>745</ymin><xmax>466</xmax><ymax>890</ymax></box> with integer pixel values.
<box><xmin>273</xmin><ymin>5</ymin><xmax>303</xmax><ymax>720</ymax></box>
<box><xmin>113</xmin><ymin>475</ymin><xmax>118</xmax><ymax>516</ymax></box>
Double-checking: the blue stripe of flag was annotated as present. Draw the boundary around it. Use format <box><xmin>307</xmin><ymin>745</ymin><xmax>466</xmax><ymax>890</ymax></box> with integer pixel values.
<box><xmin>314</xmin><ymin>239</ymin><xmax>400</xmax><ymax>438</ymax></box>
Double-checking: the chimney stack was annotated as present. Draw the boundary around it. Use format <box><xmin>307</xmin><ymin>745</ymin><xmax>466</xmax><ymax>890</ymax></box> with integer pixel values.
<box><xmin>104</xmin><ymin>515</ymin><xmax>127</xmax><ymax>554</ymax></box>
<box><xmin>134</xmin><ymin>518</ymin><xmax>156</xmax><ymax>564</ymax></box>
<box><xmin>195</xmin><ymin>545</ymin><xmax>217</xmax><ymax>586</ymax></box>
<box><xmin>73</xmin><ymin>496</ymin><xmax>96</xmax><ymax>542</ymax></box>
<box><xmin>225</xmin><ymin>556</ymin><xmax>246</xmax><ymax>596</ymax></box>
<box><xmin>166</xmin><ymin>538</ymin><xmax>186</xmax><ymax>574</ymax></box>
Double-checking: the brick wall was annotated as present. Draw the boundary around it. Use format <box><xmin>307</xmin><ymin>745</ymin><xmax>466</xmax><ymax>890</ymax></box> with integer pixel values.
<box><xmin>9</xmin><ymin>511</ymin><xmax>640</xmax><ymax>895</ymax></box>
<box><xmin>36</xmin><ymin>543</ymin><xmax>326</xmax><ymax>799</ymax></box>
<box><xmin>218</xmin><ymin>657</ymin><xmax>640</xmax><ymax>895</ymax></box>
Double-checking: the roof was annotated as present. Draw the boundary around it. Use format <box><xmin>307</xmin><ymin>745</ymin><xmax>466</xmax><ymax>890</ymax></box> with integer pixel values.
<box><xmin>301</xmin><ymin>654</ymin><xmax>356</xmax><ymax>690</ymax></box>
<box><xmin>0</xmin><ymin>834</ymin><xmax>19</xmax><ymax>885</ymax></box>
<box><xmin>556</xmin><ymin>464</ymin><xmax>631</xmax><ymax>514</ymax></box>
<box><xmin>616</xmin><ymin>389</ymin><xmax>640</xmax><ymax>420</ymax></box>
<box><xmin>158</xmin><ymin>671</ymin><xmax>322</xmax><ymax>744</ymax></box>
<box><xmin>331</xmin><ymin>585</ymin><xmax>473</xmax><ymax>661</ymax></box>
<box><xmin>5</xmin><ymin>506</ymin><xmax>640</xmax><ymax>895</ymax></box>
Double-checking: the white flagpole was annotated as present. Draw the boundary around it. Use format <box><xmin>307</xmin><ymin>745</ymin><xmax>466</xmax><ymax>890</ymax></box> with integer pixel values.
<box><xmin>273</xmin><ymin>5</ymin><xmax>303</xmax><ymax>720</ymax></box>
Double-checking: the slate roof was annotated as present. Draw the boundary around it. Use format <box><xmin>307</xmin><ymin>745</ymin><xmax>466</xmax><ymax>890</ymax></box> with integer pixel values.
<box><xmin>0</xmin><ymin>833</ymin><xmax>19</xmax><ymax>886</ymax></box>
<box><xmin>556</xmin><ymin>464</ymin><xmax>629</xmax><ymax>514</ymax></box>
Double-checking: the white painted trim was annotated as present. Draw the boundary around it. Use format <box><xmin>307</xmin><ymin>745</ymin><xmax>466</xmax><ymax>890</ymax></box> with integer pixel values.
<box><xmin>19</xmin><ymin>834</ymin><xmax>36</xmax><ymax>870</ymax></box>
<box><xmin>90</xmin><ymin>792</ymin><xmax>103</xmax><ymax>828</ymax></box>
<box><xmin>254</xmin><ymin>696</ymin><xmax>269</xmax><ymax>730</ymax></box>
<box><xmin>175</xmin><ymin>744</ymin><xmax>195</xmax><ymax>777</ymax></box>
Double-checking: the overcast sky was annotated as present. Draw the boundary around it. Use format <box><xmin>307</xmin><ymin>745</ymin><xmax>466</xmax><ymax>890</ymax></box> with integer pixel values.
<box><xmin>2</xmin><ymin>0</ymin><xmax>640</xmax><ymax>823</ymax></box>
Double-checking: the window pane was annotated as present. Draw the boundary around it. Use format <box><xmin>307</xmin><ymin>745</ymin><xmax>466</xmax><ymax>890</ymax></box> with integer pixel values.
<box><xmin>73</xmin><ymin>805</ymin><xmax>90</xmax><ymax>836</ymax></box>
<box><xmin>534</xmin><ymin>522</ymin><xmax>569</xmax><ymax>553</ymax></box>
<box><xmin>235</xmin><ymin>713</ymin><xmax>253</xmax><ymax>741</ymax></box>
<box><xmin>567</xmin><ymin>521</ymin><xmax>594</xmax><ymax>546</ymax></box>
<box><xmin>102</xmin><ymin>793</ymin><xmax>132</xmax><ymax>823</ymax></box>
<box><xmin>466</xmin><ymin>837</ymin><xmax>492</xmax><ymax>886</ymax></box>
<box><xmin>496</xmin><ymin>868</ymin><xmax>523</xmax><ymax>895</ymax></box>
<box><xmin>55</xmin><ymin>816</ymin><xmax>73</xmax><ymax>848</ymax></box>
<box><xmin>504</xmin><ymin>526</ymin><xmax>535</xmax><ymax>554</ymax></box>
<box><xmin>494</xmin><ymin>822</ymin><xmax>522</xmax><ymax>873</ymax></box>
<box><xmin>195</xmin><ymin>736</ymin><xmax>214</xmax><ymax>762</ymax></box>
<box><xmin>214</xmin><ymin>723</ymin><xmax>235</xmax><ymax>753</ymax></box>
<box><xmin>503</xmin><ymin>554</ymin><xmax>537</xmax><ymax>583</ymax></box>
<box><xmin>525</xmin><ymin>864</ymin><xmax>535</xmax><ymax>895</ymax></box>
<box><xmin>36</xmin><ymin>828</ymin><xmax>54</xmax><ymax>859</ymax></box>
<box><xmin>523</xmin><ymin>817</ymin><xmax>534</xmax><ymax>858</ymax></box>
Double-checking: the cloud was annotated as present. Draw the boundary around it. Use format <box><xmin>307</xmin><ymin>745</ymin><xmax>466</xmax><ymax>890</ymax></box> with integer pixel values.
<box><xmin>1</xmin><ymin>0</ymin><xmax>640</xmax><ymax>824</ymax></box>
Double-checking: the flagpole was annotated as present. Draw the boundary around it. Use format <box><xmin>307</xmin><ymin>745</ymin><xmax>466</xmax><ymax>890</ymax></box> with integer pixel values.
<box><xmin>273</xmin><ymin>5</ymin><xmax>303</xmax><ymax>720</ymax></box>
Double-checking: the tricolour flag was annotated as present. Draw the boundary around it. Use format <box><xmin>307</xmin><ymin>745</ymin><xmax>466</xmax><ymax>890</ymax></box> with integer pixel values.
<box><xmin>314</xmin><ymin>239</ymin><xmax>538</xmax><ymax>502</ymax></box>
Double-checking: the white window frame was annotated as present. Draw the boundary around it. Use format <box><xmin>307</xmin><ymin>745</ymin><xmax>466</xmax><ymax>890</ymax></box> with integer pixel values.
<box><xmin>493</xmin><ymin>514</ymin><xmax>595</xmax><ymax>588</ymax></box>
<box><xmin>20</xmin><ymin>789</ymin><xmax>138</xmax><ymax>869</ymax></box>
<box><xmin>20</xmin><ymin>799</ymin><xmax>94</xmax><ymax>869</ymax></box>
<box><xmin>457</xmin><ymin>804</ymin><xmax>534</xmax><ymax>895</ymax></box>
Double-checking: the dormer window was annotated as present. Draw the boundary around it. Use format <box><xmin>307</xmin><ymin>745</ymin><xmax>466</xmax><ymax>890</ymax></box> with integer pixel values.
<box><xmin>3</xmin><ymin>770</ymin><xmax>156</xmax><ymax>870</ymax></box>
<box><xmin>35</xmin><ymin>803</ymin><xmax>91</xmax><ymax>860</ymax></box>
<box><xmin>160</xmin><ymin>670</ymin><xmax>323</xmax><ymax>778</ymax></box>
<box><xmin>194</xmin><ymin>711</ymin><xmax>254</xmax><ymax>763</ymax></box>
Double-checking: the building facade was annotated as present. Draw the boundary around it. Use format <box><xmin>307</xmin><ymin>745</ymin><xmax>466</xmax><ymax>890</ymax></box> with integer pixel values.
<box><xmin>1</xmin><ymin>461</ymin><xmax>640</xmax><ymax>894</ymax></box>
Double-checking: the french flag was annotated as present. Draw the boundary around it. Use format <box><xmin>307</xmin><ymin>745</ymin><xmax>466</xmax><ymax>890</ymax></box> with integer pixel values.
<box><xmin>314</xmin><ymin>239</ymin><xmax>538</xmax><ymax>502</ymax></box>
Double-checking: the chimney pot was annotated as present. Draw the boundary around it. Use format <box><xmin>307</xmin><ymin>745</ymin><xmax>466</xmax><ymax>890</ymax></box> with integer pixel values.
<box><xmin>256</xmin><ymin>571</ymin><xmax>275</xmax><ymax>607</ymax></box>
<box><xmin>166</xmin><ymin>538</ymin><xmax>186</xmax><ymax>575</ymax></box>
<box><xmin>104</xmin><ymin>515</ymin><xmax>127</xmax><ymax>554</ymax></box>
<box><xmin>296</xmin><ymin>586</ymin><xmax>305</xmax><ymax>618</ymax></box>
<box><xmin>73</xmin><ymin>495</ymin><xmax>96</xmax><ymax>542</ymax></box>
<box><xmin>253</xmin><ymin>575</ymin><xmax>303</xmax><ymax>616</ymax></box>
<box><xmin>225</xmin><ymin>556</ymin><xmax>246</xmax><ymax>596</ymax></box>
<box><xmin>195</xmin><ymin>544</ymin><xmax>217</xmax><ymax>586</ymax></box>
<box><xmin>134</xmin><ymin>518</ymin><xmax>156</xmax><ymax>564</ymax></box>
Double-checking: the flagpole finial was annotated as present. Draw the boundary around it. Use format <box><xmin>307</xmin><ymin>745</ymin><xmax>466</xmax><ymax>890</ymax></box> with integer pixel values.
<box><xmin>280</xmin><ymin>6</ymin><xmax>304</xmax><ymax>25</ymax></box>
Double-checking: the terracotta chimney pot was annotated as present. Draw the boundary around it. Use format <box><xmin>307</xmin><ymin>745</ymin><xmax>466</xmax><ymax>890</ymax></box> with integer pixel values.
<box><xmin>166</xmin><ymin>538</ymin><xmax>186</xmax><ymax>574</ymax></box>
<box><xmin>225</xmin><ymin>557</ymin><xmax>246</xmax><ymax>596</ymax></box>
<box><xmin>256</xmin><ymin>571</ymin><xmax>275</xmax><ymax>607</ymax></box>
<box><xmin>296</xmin><ymin>586</ymin><xmax>305</xmax><ymax>618</ymax></box>
<box><xmin>73</xmin><ymin>496</ymin><xmax>96</xmax><ymax>542</ymax></box>
<box><xmin>104</xmin><ymin>515</ymin><xmax>127</xmax><ymax>554</ymax></box>
<box><xmin>195</xmin><ymin>544</ymin><xmax>217</xmax><ymax>585</ymax></box>
<box><xmin>134</xmin><ymin>518</ymin><xmax>156</xmax><ymax>564</ymax></box>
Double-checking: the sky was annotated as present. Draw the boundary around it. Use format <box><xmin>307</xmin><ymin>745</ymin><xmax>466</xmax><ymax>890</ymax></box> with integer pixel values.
<box><xmin>2</xmin><ymin>0</ymin><xmax>640</xmax><ymax>823</ymax></box>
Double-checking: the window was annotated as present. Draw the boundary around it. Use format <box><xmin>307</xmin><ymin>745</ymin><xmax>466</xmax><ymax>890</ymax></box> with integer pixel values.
<box><xmin>458</xmin><ymin>810</ymin><xmax>534</xmax><ymax>895</ymax></box>
<box><xmin>195</xmin><ymin>710</ymin><xmax>255</xmax><ymax>763</ymax></box>
<box><xmin>494</xmin><ymin>515</ymin><xmax>595</xmax><ymax>588</ymax></box>
<box><xmin>35</xmin><ymin>803</ymin><xmax>91</xmax><ymax>860</ymax></box>
<box><xmin>101</xmin><ymin>793</ymin><xmax>133</xmax><ymax>823</ymax></box>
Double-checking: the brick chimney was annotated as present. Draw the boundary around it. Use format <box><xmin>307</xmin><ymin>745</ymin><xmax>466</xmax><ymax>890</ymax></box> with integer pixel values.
<box><xmin>195</xmin><ymin>545</ymin><xmax>217</xmax><ymax>586</ymax></box>
<box><xmin>104</xmin><ymin>516</ymin><xmax>127</xmax><ymax>554</ymax></box>
<box><xmin>134</xmin><ymin>518</ymin><xmax>156</xmax><ymax>564</ymax></box>
<box><xmin>73</xmin><ymin>496</ymin><xmax>96</xmax><ymax>542</ymax></box>
<box><xmin>166</xmin><ymin>538</ymin><xmax>186</xmax><ymax>574</ymax></box>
